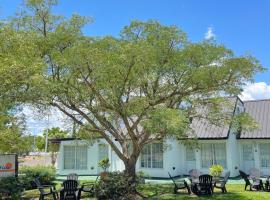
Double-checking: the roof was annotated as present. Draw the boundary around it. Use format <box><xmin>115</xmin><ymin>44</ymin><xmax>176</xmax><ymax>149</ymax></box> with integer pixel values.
<box><xmin>239</xmin><ymin>99</ymin><xmax>270</xmax><ymax>139</ymax></box>
<box><xmin>49</xmin><ymin>138</ymin><xmax>81</xmax><ymax>144</ymax></box>
<box><xmin>189</xmin><ymin>97</ymin><xmax>238</xmax><ymax>139</ymax></box>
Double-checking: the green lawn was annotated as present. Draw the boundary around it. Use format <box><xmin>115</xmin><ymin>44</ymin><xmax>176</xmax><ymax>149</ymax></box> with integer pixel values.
<box><xmin>23</xmin><ymin>183</ymin><xmax>270</xmax><ymax>200</ymax></box>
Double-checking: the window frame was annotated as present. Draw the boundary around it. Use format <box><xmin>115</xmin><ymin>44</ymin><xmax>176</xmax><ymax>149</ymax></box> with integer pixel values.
<box><xmin>140</xmin><ymin>143</ymin><xmax>163</xmax><ymax>169</ymax></box>
<box><xmin>259</xmin><ymin>143</ymin><xmax>270</xmax><ymax>168</ymax></box>
<box><xmin>185</xmin><ymin>147</ymin><xmax>196</xmax><ymax>162</ymax></box>
<box><xmin>63</xmin><ymin>145</ymin><xmax>88</xmax><ymax>170</ymax></box>
<box><xmin>201</xmin><ymin>143</ymin><xmax>227</xmax><ymax>169</ymax></box>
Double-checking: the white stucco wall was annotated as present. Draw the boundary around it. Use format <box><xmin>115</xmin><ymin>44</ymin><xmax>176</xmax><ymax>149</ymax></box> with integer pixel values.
<box><xmin>238</xmin><ymin>139</ymin><xmax>270</xmax><ymax>176</ymax></box>
<box><xmin>57</xmin><ymin>137</ymin><xmax>270</xmax><ymax>178</ymax></box>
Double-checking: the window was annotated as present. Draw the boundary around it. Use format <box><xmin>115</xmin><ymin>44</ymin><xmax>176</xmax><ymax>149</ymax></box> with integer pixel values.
<box><xmin>260</xmin><ymin>144</ymin><xmax>270</xmax><ymax>168</ymax></box>
<box><xmin>141</xmin><ymin>143</ymin><xmax>163</xmax><ymax>168</ymax></box>
<box><xmin>201</xmin><ymin>143</ymin><xmax>226</xmax><ymax>168</ymax></box>
<box><xmin>186</xmin><ymin>148</ymin><xmax>196</xmax><ymax>161</ymax></box>
<box><xmin>64</xmin><ymin>146</ymin><xmax>88</xmax><ymax>170</ymax></box>
<box><xmin>243</xmin><ymin>144</ymin><xmax>254</xmax><ymax>161</ymax></box>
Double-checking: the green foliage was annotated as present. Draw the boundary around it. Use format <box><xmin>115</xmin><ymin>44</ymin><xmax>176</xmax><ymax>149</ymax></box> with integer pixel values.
<box><xmin>37</xmin><ymin>127</ymin><xmax>68</xmax><ymax>151</ymax></box>
<box><xmin>0</xmin><ymin>109</ymin><xmax>33</xmax><ymax>154</ymax></box>
<box><xmin>19</xmin><ymin>165</ymin><xmax>56</xmax><ymax>189</ymax></box>
<box><xmin>98</xmin><ymin>157</ymin><xmax>110</xmax><ymax>172</ymax></box>
<box><xmin>95</xmin><ymin>172</ymin><xmax>138</xmax><ymax>200</ymax></box>
<box><xmin>231</xmin><ymin>112</ymin><xmax>259</xmax><ymax>134</ymax></box>
<box><xmin>209</xmin><ymin>164</ymin><xmax>224</xmax><ymax>177</ymax></box>
<box><xmin>0</xmin><ymin>177</ymin><xmax>24</xmax><ymax>199</ymax></box>
<box><xmin>141</xmin><ymin>108</ymin><xmax>190</xmax><ymax>137</ymax></box>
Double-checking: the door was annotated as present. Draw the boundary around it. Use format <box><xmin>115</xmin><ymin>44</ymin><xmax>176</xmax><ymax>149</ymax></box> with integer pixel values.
<box><xmin>98</xmin><ymin>144</ymin><xmax>109</xmax><ymax>173</ymax></box>
<box><xmin>242</xmin><ymin>144</ymin><xmax>255</xmax><ymax>173</ymax></box>
<box><xmin>185</xmin><ymin>148</ymin><xmax>196</xmax><ymax>174</ymax></box>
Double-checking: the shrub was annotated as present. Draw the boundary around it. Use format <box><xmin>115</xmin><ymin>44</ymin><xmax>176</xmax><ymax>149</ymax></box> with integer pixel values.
<box><xmin>19</xmin><ymin>165</ymin><xmax>56</xmax><ymax>189</ymax></box>
<box><xmin>209</xmin><ymin>164</ymin><xmax>224</xmax><ymax>177</ymax></box>
<box><xmin>95</xmin><ymin>171</ymin><xmax>138</xmax><ymax>200</ymax></box>
<box><xmin>0</xmin><ymin>177</ymin><xmax>24</xmax><ymax>199</ymax></box>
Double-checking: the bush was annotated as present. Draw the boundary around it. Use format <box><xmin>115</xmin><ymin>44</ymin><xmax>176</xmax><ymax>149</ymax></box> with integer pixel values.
<box><xmin>0</xmin><ymin>177</ymin><xmax>24</xmax><ymax>199</ymax></box>
<box><xmin>209</xmin><ymin>164</ymin><xmax>224</xmax><ymax>177</ymax></box>
<box><xmin>19</xmin><ymin>165</ymin><xmax>56</xmax><ymax>189</ymax></box>
<box><xmin>95</xmin><ymin>171</ymin><xmax>139</xmax><ymax>200</ymax></box>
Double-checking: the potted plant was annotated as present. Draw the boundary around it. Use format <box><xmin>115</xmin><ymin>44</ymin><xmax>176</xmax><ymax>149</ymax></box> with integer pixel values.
<box><xmin>209</xmin><ymin>164</ymin><xmax>224</xmax><ymax>181</ymax></box>
<box><xmin>98</xmin><ymin>157</ymin><xmax>110</xmax><ymax>177</ymax></box>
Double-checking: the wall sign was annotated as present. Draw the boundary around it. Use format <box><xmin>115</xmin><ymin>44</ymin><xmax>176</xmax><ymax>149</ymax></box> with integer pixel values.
<box><xmin>0</xmin><ymin>154</ymin><xmax>18</xmax><ymax>178</ymax></box>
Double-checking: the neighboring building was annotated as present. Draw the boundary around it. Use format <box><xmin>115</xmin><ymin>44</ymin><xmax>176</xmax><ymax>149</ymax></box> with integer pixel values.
<box><xmin>53</xmin><ymin>97</ymin><xmax>270</xmax><ymax>178</ymax></box>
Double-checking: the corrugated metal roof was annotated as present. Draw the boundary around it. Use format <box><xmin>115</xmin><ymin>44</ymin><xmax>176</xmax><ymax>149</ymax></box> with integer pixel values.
<box><xmin>240</xmin><ymin>99</ymin><xmax>270</xmax><ymax>139</ymax></box>
<box><xmin>189</xmin><ymin>97</ymin><xmax>237</xmax><ymax>139</ymax></box>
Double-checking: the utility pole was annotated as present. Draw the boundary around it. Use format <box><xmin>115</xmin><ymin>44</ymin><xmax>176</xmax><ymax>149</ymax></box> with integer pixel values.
<box><xmin>45</xmin><ymin>113</ymin><xmax>49</xmax><ymax>153</ymax></box>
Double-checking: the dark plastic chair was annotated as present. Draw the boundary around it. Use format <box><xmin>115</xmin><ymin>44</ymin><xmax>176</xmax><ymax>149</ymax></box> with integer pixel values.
<box><xmin>168</xmin><ymin>172</ymin><xmax>191</xmax><ymax>194</ymax></box>
<box><xmin>239</xmin><ymin>170</ymin><xmax>263</xmax><ymax>191</ymax></box>
<box><xmin>60</xmin><ymin>180</ymin><xmax>79</xmax><ymax>200</ymax></box>
<box><xmin>197</xmin><ymin>175</ymin><xmax>213</xmax><ymax>195</ymax></box>
<box><xmin>33</xmin><ymin>178</ymin><xmax>58</xmax><ymax>200</ymax></box>
<box><xmin>265</xmin><ymin>177</ymin><xmax>270</xmax><ymax>191</ymax></box>
<box><xmin>214</xmin><ymin>171</ymin><xmax>230</xmax><ymax>193</ymax></box>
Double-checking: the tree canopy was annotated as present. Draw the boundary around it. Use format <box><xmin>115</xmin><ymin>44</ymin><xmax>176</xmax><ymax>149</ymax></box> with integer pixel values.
<box><xmin>0</xmin><ymin>0</ymin><xmax>265</xmax><ymax>178</ymax></box>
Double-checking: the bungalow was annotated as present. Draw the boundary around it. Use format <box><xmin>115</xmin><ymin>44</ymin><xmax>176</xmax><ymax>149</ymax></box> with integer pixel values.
<box><xmin>53</xmin><ymin>97</ymin><xmax>270</xmax><ymax>178</ymax></box>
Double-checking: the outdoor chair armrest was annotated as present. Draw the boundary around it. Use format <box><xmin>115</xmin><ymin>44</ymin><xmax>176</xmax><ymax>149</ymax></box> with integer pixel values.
<box><xmin>39</xmin><ymin>185</ymin><xmax>56</xmax><ymax>191</ymax></box>
<box><xmin>38</xmin><ymin>185</ymin><xmax>54</xmax><ymax>188</ymax></box>
<box><xmin>81</xmin><ymin>182</ymin><xmax>95</xmax><ymax>188</ymax></box>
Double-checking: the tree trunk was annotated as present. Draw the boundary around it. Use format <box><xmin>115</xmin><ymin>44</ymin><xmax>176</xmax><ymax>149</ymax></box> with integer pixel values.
<box><xmin>124</xmin><ymin>156</ymin><xmax>138</xmax><ymax>183</ymax></box>
<box><xmin>124</xmin><ymin>161</ymin><xmax>136</xmax><ymax>178</ymax></box>
<box><xmin>51</xmin><ymin>152</ymin><xmax>56</xmax><ymax>166</ymax></box>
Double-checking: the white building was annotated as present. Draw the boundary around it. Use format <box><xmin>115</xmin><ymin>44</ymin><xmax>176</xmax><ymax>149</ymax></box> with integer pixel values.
<box><xmin>53</xmin><ymin>97</ymin><xmax>270</xmax><ymax>178</ymax></box>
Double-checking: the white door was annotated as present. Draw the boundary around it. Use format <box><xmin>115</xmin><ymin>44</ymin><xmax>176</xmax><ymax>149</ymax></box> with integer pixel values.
<box><xmin>185</xmin><ymin>148</ymin><xmax>196</xmax><ymax>174</ymax></box>
<box><xmin>98</xmin><ymin>144</ymin><xmax>109</xmax><ymax>173</ymax></box>
<box><xmin>242</xmin><ymin>144</ymin><xmax>255</xmax><ymax>173</ymax></box>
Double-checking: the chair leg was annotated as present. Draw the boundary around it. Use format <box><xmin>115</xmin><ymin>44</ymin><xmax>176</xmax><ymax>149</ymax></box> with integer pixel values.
<box><xmin>52</xmin><ymin>192</ymin><xmax>57</xmax><ymax>200</ymax></box>
<box><xmin>174</xmin><ymin>186</ymin><xmax>178</xmax><ymax>194</ymax></box>
<box><xmin>39</xmin><ymin>194</ymin><xmax>44</xmax><ymax>200</ymax></box>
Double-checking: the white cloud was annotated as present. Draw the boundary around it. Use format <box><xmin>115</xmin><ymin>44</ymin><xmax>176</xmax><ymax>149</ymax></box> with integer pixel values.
<box><xmin>240</xmin><ymin>82</ymin><xmax>270</xmax><ymax>101</ymax></box>
<box><xmin>205</xmin><ymin>26</ymin><xmax>216</xmax><ymax>40</ymax></box>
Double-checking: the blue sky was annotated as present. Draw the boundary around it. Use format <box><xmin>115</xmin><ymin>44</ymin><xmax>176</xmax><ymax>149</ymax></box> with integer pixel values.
<box><xmin>1</xmin><ymin>0</ymin><xmax>269</xmax><ymax>82</ymax></box>
<box><xmin>1</xmin><ymin>0</ymin><xmax>270</xmax><ymax>134</ymax></box>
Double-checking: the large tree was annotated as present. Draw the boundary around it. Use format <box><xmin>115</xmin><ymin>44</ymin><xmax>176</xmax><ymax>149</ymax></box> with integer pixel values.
<box><xmin>1</xmin><ymin>0</ymin><xmax>264</xmax><ymax>180</ymax></box>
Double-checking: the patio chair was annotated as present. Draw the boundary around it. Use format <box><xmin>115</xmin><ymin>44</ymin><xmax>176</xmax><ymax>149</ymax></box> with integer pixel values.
<box><xmin>188</xmin><ymin>169</ymin><xmax>201</xmax><ymax>183</ymax></box>
<box><xmin>249</xmin><ymin>168</ymin><xmax>261</xmax><ymax>180</ymax></box>
<box><xmin>78</xmin><ymin>176</ymin><xmax>99</xmax><ymax>198</ymax></box>
<box><xmin>33</xmin><ymin>178</ymin><xmax>58</xmax><ymax>200</ymax></box>
<box><xmin>196</xmin><ymin>175</ymin><xmax>213</xmax><ymax>195</ymax></box>
<box><xmin>60</xmin><ymin>180</ymin><xmax>79</xmax><ymax>200</ymax></box>
<box><xmin>239</xmin><ymin>170</ymin><xmax>263</xmax><ymax>191</ymax></box>
<box><xmin>168</xmin><ymin>172</ymin><xmax>191</xmax><ymax>194</ymax></box>
<box><xmin>214</xmin><ymin>171</ymin><xmax>230</xmax><ymax>193</ymax></box>
<box><xmin>265</xmin><ymin>177</ymin><xmax>270</xmax><ymax>191</ymax></box>
<box><xmin>67</xmin><ymin>173</ymin><xmax>79</xmax><ymax>181</ymax></box>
